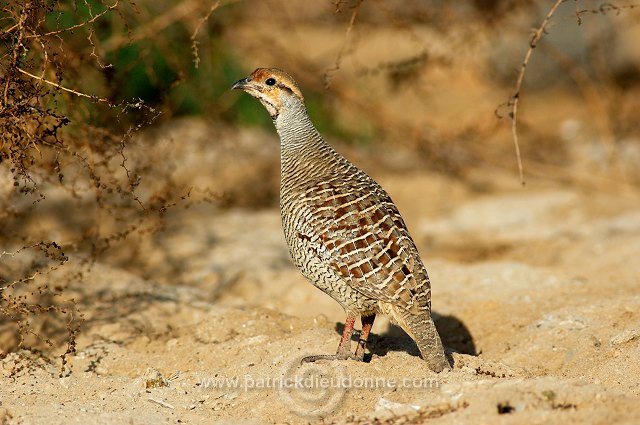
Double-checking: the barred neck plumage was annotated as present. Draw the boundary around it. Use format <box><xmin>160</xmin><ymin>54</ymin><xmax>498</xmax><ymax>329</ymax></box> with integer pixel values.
<box><xmin>275</xmin><ymin>98</ymin><xmax>348</xmax><ymax>190</ymax></box>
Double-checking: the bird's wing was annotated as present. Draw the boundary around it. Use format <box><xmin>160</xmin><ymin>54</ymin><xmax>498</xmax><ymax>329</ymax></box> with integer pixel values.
<box><xmin>297</xmin><ymin>174</ymin><xmax>431</xmax><ymax>313</ymax></box>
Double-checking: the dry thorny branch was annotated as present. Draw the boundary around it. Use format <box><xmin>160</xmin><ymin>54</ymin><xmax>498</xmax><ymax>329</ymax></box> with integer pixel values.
<box><xmin>505</xmin><ymin>0</ymin><xmax>565</xmax><ymax>186</ymax></box>
<box><xmin>324</xmin><ymin>0</ymin><xmax>364</xmax><ymax>88</ymax></box>
<box><xmin>0</xmin><ymin>1</ymin><xmax>219</xmax><ymax>373</ymax></box>
<box><xmin>191</xmin><ymin>0</ymin><xmax>221</xmax><ymax>68</ymax></box>
<box><xmin>503</xmin><ymin>0</ymin><xmax>639</xmax><ymax>185</ymax></box>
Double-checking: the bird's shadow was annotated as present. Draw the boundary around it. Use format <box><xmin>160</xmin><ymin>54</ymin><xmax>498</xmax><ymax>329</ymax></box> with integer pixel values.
<box><xmin>335</xmin><ymin>312</ymin><xmax>477</xmax><ymax>363</ymax></box>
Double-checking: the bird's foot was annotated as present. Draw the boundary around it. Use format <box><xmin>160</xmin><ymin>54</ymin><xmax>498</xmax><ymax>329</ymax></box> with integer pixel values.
<box><xmin>300</xmin><ymin>353</ymin><xmax>358</xmax><ymax>364</ymax></box>
<box><xmin>353</xmin><ymin>342</ymin><xmax>366</xmax><ymax>362</ymax></box>
<box><xmin>300</xmin><ymin>313</ymin><xmax>374</xmax><ymax>364</ymax></box>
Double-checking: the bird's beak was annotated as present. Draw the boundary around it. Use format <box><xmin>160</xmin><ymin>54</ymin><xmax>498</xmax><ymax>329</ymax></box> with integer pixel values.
<box><xmin>231</xmin><ymin>77</ymin><xmax>250</xmax><ymax>91</ymax></box>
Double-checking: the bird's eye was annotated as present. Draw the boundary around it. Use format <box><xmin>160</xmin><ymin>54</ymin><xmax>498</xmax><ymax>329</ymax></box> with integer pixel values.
<box><xmin>265</xmin><ymin>78</ymin><xmax>276</xmax><ymax>86</ymax></box>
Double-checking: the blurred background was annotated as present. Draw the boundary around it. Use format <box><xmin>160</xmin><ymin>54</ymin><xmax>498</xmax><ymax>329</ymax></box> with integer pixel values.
<box><xmin>1</xmin><ymin>0</ymin><xmax>639</xmax><ymax>358</ymax></box>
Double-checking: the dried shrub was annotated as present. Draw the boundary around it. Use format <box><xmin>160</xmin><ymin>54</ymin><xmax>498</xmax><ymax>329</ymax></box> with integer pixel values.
<box><xmin>0</xmin><ymin>0</ymin><xmax>221</xmax><ymax>374</ymax></box>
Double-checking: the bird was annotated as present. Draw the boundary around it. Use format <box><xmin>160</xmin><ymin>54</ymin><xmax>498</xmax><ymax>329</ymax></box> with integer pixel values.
<box><xmin>232</xmin><ymin>68</ymin><xmax>450</xmax><ymax>372</ymax></box>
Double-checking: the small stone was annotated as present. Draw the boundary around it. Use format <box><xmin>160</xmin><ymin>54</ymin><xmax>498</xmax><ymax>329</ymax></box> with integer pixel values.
<box><xmin>610</xmin><ymin>329</ymin><xmax>640</xmax><ymax>346</ymax></box>
<box><xmin>143</xmin><ymin>368</ymin><xmax>170</xmax><ymax>389</ymax></box>
<box><xmin>375</xmin><ymin>397</ymin><xmax>420</xmax><ymax>415</ymax></box>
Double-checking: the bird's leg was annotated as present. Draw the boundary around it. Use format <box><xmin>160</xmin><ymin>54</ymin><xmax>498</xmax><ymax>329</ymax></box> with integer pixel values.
<box><xmin>335</xmin><ymin>313</ymin><xmax>357</xmax><ymax>359</ymax></box>
<box><xmin>301</xmin><ymin>312</ymin><xmax>357</xmax><ymax>363</ymax></box>
<box><xmin>354</xmin><ymin>314</ymin><xmax>376</xmax><ymax>361</ymax></box>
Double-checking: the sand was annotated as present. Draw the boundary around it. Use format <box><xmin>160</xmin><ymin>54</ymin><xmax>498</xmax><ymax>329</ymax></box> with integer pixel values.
<box><xmin>2</xmin><ymin>127</ymin><xmax>639</xmax><ymax>423</ymax></box>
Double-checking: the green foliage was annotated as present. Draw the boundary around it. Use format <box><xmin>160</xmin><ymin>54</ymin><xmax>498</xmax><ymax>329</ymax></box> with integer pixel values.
<box><xmin>32</xmin><ymin>1</ymin><xmax>359</xmax><ymax>138</ymax></box>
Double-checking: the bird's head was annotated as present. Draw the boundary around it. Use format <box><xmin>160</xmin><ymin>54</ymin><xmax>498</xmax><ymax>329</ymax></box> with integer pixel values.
<box><xmin>232</xmin><ymin>68</ymin><xmax>304</xmax><ymax>120</ymax></box>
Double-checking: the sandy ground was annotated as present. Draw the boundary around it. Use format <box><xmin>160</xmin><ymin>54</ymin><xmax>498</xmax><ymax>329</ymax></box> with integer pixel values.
<box><xmin>2</xmin><ymin>125</ymin><xmax>640</xmax><ymax>424</ymax></box>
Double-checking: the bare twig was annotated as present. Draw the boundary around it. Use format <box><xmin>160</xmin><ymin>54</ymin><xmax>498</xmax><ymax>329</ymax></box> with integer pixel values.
<box><xmin>148</xmin><ymin>397</ymin><xmax>175</xmax><ymax>410</ymax></box>
<box><xmin>334</xmin><ymin>0</ymin><xmax>348</xmax><ymax>13</ymax></box>
<box><xmin>572</xmin><ymin>3</ymin><xmax>640</xmax><ymax>28</ymax></box>
<box><xmin>191</xmin><ymin>1</ymin><xmax>221</xmax><ymax>68</ymax></box>
<box><xmin>324</xmin><ymin>0</ymin><xmax>364</xmax><ymax>88</ymax></box>
<box><xmin>16</xmin><ymin>67</ymin><xmax>157</xmax><ymax>116</ymax></box>
<box><xmin>100</xmin><ymin>0</ymin><xmax>204</xmax><ymax>53</ymax></box>
<box><xmin>507</xmin><ymin>0</ymin><xmax>565</xmax><ymax>186</ymax></box>
<box><xmin>26</xmin><ymin>1</ymin><xmax>120</xmax><ymax>38</ymax></box>
<box><xmin>16</xmin><ymin>67</ymin><xmax>112</xmax><ymax>103</ymax></box>
<box><xmin>3</xmin><ymin>5</ymin><xmax>28</xmax><ymax>106</ymax></box>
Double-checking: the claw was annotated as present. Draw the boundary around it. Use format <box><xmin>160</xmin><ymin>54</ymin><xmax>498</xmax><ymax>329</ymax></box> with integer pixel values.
<box><xmin>300</xmin><ymin>353</ymin><xmax>358</xmax><ymax>364</ymax></box>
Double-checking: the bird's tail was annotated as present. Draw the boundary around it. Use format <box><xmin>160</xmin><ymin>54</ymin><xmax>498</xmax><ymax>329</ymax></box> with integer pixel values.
<box><xmin>397</xmin><ymin>309</ymin><xmax>450</xmax><ymax>372</ymax></box>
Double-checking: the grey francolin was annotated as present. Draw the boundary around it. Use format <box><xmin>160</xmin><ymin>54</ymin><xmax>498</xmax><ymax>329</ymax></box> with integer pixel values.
<box><xmin>232</xmin><ymin>68</ymin><xmax>450</xmax><ymax>372</ymax></box>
